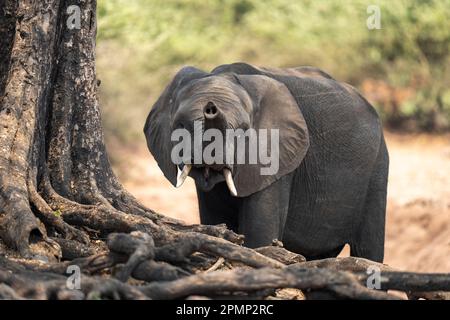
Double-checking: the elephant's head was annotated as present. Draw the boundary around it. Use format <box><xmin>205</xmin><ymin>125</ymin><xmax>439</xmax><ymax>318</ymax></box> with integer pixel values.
<box><xmin>144</xmin><ymin>66</ymin><xmax>309</xmax><ymax>197</ymax></box>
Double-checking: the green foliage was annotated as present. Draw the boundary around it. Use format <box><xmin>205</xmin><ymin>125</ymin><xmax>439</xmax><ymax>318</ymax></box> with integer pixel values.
<box><xmin>96</xmin><ymin>0</ymin><xmax>450</xmax><ymax>142</ymax></box>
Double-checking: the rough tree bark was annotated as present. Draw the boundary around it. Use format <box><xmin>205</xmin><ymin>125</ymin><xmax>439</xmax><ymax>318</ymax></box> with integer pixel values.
<box><xmin>0</xmin><ymin>0</ymin><xmax>448</xmax><ymax>300</ymax></box>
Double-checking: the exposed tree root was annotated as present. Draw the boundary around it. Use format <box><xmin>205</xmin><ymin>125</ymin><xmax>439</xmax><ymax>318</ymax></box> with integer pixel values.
<box><xmin>0</xmin><ymin>266</ymin><xmax>148</xmax><ymax>300</ymax></box>
<box><xmin>1</xmin><ymin>231</ymin><xmax>449</xmax><ymax>300</ymax></box>
<box><xmin>255</xmin><ymin>246</ymin><xmax>306</xmax><ymax>265</ymax></box>
<box><xmin>140</xmin><ymin>265</ymin><xmax>400</xmax><ymax>300</ymax></box>
<box><xmin>29</xmin><ymin>179</ymin><xmax>90</xmax><ymax>245</ymax></box>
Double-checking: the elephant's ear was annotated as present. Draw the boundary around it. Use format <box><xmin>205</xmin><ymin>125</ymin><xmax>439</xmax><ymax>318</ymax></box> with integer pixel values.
<box><xmin>144</xmin><ymin>67</ymin><xmax>207</xmax><ymax>186</ymax></box>
<box><xmin>233</xmin><ymin>74</ymin><xmax>309</xmax><ymax>197</ymax></box>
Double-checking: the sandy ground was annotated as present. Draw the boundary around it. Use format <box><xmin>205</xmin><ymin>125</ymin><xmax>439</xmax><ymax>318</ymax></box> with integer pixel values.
<box><xmin>114</xmin><ymin>132</ymin><xmax>450</xmax><ymax>273</ymax></box>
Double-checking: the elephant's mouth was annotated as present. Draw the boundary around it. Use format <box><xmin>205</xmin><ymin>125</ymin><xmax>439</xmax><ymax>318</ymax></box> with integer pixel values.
<box><xmin>176</xmin><ymin>163</ymin><xmax>237</xmax><ymax>196</ymax></box>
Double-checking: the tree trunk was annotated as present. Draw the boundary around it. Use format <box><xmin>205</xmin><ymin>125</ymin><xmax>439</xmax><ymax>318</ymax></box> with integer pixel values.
<box><xmin>0</xmin><ymin>0</ymin><xmax>176</xmax><ymax>258</ymax></box>
<box><xmin>0</xmin><ymin>0</ymin><xmax>120</xmax><ymax>257</ymax></box>
<box><xmin>0</xmin><ymin>0</ymin><xmax>448</xmax><ymax>300</ymax></box>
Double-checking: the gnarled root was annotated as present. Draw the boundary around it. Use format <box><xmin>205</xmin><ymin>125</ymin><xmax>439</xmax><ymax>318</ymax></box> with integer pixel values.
<box><xmin>2</xmin><ymin>230</ymin><xmax>449</xmax><ymax>300</ymax></box>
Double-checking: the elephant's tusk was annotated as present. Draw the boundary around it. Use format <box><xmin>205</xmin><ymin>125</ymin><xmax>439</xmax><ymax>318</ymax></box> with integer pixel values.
<box><xmin>223</xmin><ymin>168</ymin><xmax>237</xmax><ymax>197</ymax></box>
<box><xmin>176</xmin><ymin>164</ymin><xmax>192</xmax><ymax>188</ymax></box>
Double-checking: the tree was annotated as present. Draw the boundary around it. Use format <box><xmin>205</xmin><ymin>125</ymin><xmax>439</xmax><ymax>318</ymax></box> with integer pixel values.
<box><xmin>0</xmin><ymin>0</ymin><xmax>448</xmax><ymax>300</ymax></box>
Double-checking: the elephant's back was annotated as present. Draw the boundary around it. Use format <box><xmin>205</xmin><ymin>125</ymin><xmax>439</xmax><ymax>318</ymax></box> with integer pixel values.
<box><xmin>212</xmin><ymin>62</ymin><xmax>381</xmax><ymax>135</ymax></box>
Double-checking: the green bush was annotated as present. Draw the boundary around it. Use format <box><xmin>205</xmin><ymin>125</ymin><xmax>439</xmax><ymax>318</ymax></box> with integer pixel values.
<box><xmin>96</xmin><ymin>0</ymin><xmax>450</xmax><ymax>142</ymax></box>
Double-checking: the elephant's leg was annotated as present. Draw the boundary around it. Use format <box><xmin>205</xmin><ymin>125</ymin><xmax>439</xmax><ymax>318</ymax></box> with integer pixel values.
<box><xmin>351</xmin><ymin>142</ymin><xmax>388</xmax><ymax>263</ymax></box>
<box><xmin>197</xmin><ymin>182</ymin><xmax>239</xmax><ymax>232</ymax></box>
<box><xmin>238</xmin><ymin>173</ymin><xmax>294</xmax><ymax>248</ymax></box>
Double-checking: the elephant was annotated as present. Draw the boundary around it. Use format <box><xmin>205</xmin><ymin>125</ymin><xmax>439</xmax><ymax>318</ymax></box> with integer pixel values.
<box><xmin>144</xmin><ymin>62</ymin><xmax>389</xmax><ymax>262</ymax></box>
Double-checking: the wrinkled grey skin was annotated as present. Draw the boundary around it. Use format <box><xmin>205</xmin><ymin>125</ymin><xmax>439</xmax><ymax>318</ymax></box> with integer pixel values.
<box><xmin>144</xmin><ymin>62</ymin><xmax>388</xmax><ymax>262</ymax></box>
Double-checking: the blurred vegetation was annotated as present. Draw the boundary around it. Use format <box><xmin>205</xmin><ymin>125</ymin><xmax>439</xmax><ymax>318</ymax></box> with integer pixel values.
<box><xmin>96</xmin><ymin>0</ymin><xmax>450</xmax><ymax>144</ymax></box>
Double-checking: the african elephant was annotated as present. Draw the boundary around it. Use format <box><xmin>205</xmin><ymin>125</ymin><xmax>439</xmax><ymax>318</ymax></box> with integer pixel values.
<box><xmin>144</xmin><ymin>62</ymin><xmax>389</xmax><ymax>262</ymax></box>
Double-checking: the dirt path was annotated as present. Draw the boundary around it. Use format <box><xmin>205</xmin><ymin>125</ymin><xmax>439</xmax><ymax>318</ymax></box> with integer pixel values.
<box><xmin>383</xmin><ymin>132</ymin><xmax>450</xmax><ymax>272</ymax></box>
<box><xmin>115</xmin><ymin>132</ymin><xmax>450</xmax><ymax>272</ymax></box>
